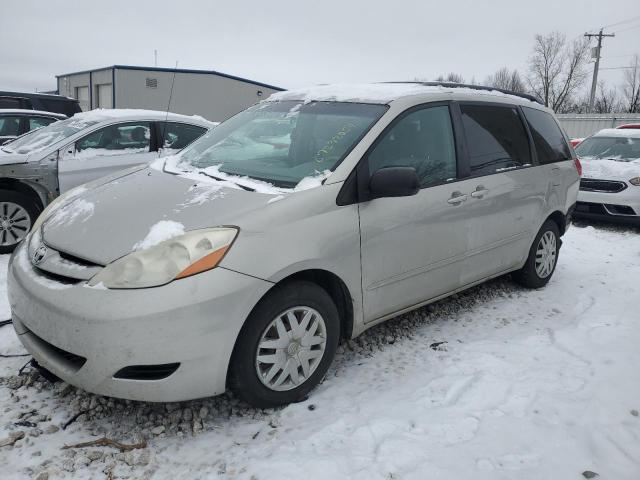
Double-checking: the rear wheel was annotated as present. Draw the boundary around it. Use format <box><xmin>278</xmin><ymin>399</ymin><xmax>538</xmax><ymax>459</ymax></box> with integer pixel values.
<box><xmin>512</xmin><ymin>219</ymin><xmax>561</xmax><ymax>289</ymax></box>
<box><xmin>229</xmin><ymin>281</ymin><xmax>340</xmax><ymax>408</ymax></box>
<box><xmin>0</xmin><ymin>190</ymin><xmax>40</xmax><ymax>254</ymax></box>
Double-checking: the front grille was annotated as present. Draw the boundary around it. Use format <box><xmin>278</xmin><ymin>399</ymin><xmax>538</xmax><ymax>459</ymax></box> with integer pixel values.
<box><xmin>26</xmin><ymin>327</ymin><xmax>87</xmax><ymax>371</ymax></box>
<box><xmin>580</xmin><ymin>178</ymin><xmax>627</xmax><ymax>193</ymax></box>
<box><xmin>113</xmin><ymin>363</ymin><xmax>180</xmax><ymax>381</ymax></box>
<box><xmin>576</xmin><ymin>202</ymin><xmax>637</xmax><ymax>217</ymax></box>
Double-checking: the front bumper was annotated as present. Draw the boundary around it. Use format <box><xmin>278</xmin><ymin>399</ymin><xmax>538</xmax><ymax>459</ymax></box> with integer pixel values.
<box><xmin>7</xmin><ymin>243</ymin><xmax>272</xmax><ymax>402</ymax></box>
<box><xmin>575</xmin><ymin>187</ymin><xmax>640</xmax><ymax>225</ymax></box>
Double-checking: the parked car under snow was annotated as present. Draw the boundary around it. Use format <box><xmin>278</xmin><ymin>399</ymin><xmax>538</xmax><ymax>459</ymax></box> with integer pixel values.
<box><xmin>574</xmin><ymin>128</ymin><xmax>640</xmax><ymax>225</ymax></box>
<box><xmin>0</xmin><ymin>109</ymin><xmax>215</xmax><ymax>252</ymax></box>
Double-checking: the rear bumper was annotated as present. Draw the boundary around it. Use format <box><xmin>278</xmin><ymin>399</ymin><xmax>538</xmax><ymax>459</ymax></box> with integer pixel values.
<box><xmin>7</xmin><ymin>242</ymin><xmax>272</xmax><ymax>402</ymax></box>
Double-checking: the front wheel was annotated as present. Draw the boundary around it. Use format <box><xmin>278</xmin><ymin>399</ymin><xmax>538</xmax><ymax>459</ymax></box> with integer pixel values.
<box><xmin>0</xmin><ymin>190</ymin><xmax>40</xmax><ymax>254</ymax></box>
<box><xmin>512</xmin><ymin>219</ymin><xmax>561</xmax><ymax>289</ymax></box>
<box><xmin>229</xmin><ymin>281</ymin><xmax>340</xmax><ymax>408</ymax></box>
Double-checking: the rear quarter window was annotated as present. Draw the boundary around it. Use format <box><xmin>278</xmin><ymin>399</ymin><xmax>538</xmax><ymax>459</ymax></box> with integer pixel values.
<box><xmin>522</xmin><ymin>107</ymin><xmax>571</xmax><ymax>164</ymax></box>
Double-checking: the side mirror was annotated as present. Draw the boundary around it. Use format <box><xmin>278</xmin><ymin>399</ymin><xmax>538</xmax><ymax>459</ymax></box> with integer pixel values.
<box><xmin>368</xmin><ymin>166</ymin><xmax>420</xmax><ymax>199</ymax></box>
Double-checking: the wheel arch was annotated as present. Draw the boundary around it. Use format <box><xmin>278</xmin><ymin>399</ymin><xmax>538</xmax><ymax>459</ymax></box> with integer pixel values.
<box><xmin>0</xmin><ymin>178</ymin><xmax>47</xmax><ymax>212</ymax></box>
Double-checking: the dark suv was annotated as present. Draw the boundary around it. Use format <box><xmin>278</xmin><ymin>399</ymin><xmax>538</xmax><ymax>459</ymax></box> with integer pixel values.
<box><xmin>0</xmin><ymin>91</ymin><xmax>81</xmax><ymax>117</ymax></box>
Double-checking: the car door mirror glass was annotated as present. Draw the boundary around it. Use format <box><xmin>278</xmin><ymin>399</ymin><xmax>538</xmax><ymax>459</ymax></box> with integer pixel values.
<box><xmin>369</xmin><ymin>166</ymin><xmax>420</xmax><ymax>199</ymax></box>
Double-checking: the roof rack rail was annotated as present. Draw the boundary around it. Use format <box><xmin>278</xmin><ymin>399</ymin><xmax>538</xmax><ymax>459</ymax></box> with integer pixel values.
<box><xmin>384</xmin><ymin>81</ymin><xmax>544</xmax><ymax>105</ymax></box>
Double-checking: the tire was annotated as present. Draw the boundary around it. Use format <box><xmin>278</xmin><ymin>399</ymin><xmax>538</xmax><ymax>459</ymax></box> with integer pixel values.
<box><xmin>512</xmin><ymin>219</ymin><xmax>561</xmax><ymax>289</ymax></box>
<box><xmin>229</xmin><ymin>281</ymin><xmax>340</xmax><ymax>408</ymax></box>
<box><xmin>0</xmin><ymin>190</ymin><xmax>41</xmax><ymax>254</ymax></box>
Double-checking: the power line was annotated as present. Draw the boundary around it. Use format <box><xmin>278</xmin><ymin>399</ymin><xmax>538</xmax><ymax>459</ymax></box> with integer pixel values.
<box><xmin>613</xmin><ymin>23</ymin><xmax>640</xmax><ymax>34</ymax></box>
<box><xmin>584</xmin><ymin>29</ymin><xmax>615</xmax><ymax>112</ymax></box>
<box><xmin>600</xmin><ymin>15</ymin><xmax>640</xmax><ymax>30</ymax></box>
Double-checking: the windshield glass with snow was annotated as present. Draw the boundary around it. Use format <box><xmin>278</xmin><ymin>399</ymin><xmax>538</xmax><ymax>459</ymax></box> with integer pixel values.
<box><xmin>2</xmin><ymin>117</ymin><xmax>100</xmax><ymax>155</ymax></box>
<box><xmin>177</xmin><ymin>101</ymin><xmax>387</xmax><ymax>188</ymax></box>
<box><xmin>575</xmin><ymin>136</ymin><xmax>640</xmax><ymax>162</ymax></box>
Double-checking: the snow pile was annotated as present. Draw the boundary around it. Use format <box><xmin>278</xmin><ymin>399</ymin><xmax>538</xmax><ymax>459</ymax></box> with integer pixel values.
<box><xmin>1</xmin><ymin>224</ymin><xmax>640</xmax><ymax>479</ymax></box>
<box><xmin>268</xmin><ymin>83</ymin><xmax>532</xmax><ymax>105</ymax></box>
<box><xmin>133</xmin><ymin>221</ymin><xmax>185</xmax><ymax>251</ymax></box>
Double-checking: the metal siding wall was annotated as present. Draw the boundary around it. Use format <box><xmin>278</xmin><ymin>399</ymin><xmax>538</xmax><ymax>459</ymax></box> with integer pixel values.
<box><xmin>114</xmin><ymin>68</ymin><xmax>280</xmax><ymax>122</ymax></box>
<box><xmin>556</xmin><ymin>114</ymin><xmax>640</xmax><ymax>138</ymax></box>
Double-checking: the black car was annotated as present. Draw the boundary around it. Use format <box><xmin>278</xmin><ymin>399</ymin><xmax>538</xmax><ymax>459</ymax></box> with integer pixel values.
<box><xmin>0</xmin><ymin>109</ymin><xmax>67</xmax><ymax>144</ymax></box>
<box><xmin>0</xmin><ymin>91</ymin><xmax>81</xmax><ymax>117</ymax></box>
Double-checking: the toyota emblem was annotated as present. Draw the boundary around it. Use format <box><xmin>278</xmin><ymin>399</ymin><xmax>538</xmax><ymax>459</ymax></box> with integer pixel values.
<box><xmin>32</xmin><ymin>245</ymin><xmax>47</xmax><ymax>265</ymax></box>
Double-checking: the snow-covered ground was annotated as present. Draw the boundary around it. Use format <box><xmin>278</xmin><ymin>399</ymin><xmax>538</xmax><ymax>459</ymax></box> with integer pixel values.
<box><xmin>1</xmin><ymin>222</ymin><xmax>640</xmax><ymax>479</ymax></box>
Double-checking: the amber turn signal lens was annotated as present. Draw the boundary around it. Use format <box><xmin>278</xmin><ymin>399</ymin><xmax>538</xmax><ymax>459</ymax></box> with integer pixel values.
<box><xmin>175</xmin><ymin>246</ymin><xmax>230</xmax><ymax>279</ymax></box>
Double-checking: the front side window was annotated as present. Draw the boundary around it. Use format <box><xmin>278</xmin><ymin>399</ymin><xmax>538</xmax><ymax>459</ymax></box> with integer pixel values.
<box><xmin>0</xmin><ymin>117</ymin><xmax>99</xmax><ymax>154</ymax></box>
<box><xmin>177</xmin><ymin>101</ymin><xmax>387</xmax><ymax>188</ymax></box>
<box><xmin>76</xmin><ymin>122</ymin><xmax>151</xmax><ymax>155</ymax></box>
<box><xmin>28</xmin><ymin>116</ymin><xmax>58</xmax><ymax>131</ymax></box>
<box><xmin>461</xmin><ymin>104</ymin><xmax>531</xmax><ymax>176</ymax></box>
<box><xmin>367</xmin><ymin>105</ymin><xmax>457</xmax><ymax>187</ymax></box>
<box><xmin>522</xmin><ymin>107</ymin><xmax>571</xmax><ymax>164</ymax></box>
<box><xmin>0</xmin><ymin>116</ymin><xmax>21</xmax><ymax>136</ymax></box>
<box><xmin>161</xmin><ymin>122</ymin><xmax>207</xmax><ymax>150</ymax></box>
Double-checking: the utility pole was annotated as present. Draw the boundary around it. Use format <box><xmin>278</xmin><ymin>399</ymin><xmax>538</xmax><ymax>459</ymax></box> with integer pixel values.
<box><xmin>584</xmin><ymin>29</ymin><xmax>615</xmax><ymax>112</ymax></box>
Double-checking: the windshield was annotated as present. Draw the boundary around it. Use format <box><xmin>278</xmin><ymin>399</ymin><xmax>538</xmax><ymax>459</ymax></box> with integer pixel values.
<box><xmin>176</xmin><ymin>101</ymin><xmax>387</xmax><ymax>188</ymax></box>
<box><xmin>1</xmin><ymin>117</ymin><xmax>99</xmax><ymax>155</ymax></box>
<box><xmin>575</xmin><ymin>136</ymin><xmax>640</xmax><ymax>162</ymax></box>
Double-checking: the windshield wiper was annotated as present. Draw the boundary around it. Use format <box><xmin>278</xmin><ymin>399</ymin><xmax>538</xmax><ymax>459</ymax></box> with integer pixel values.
<box><xmin>199</xmin><ymin>171</ymin><xmax>255</xmax><ymax>192</ymax></box>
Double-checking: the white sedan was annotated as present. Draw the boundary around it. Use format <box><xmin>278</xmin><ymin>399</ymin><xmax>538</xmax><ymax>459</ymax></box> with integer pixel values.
<box><xmin>574</xmin><ymin>128</ymin><xmax>640</xmax><ymax>225</ymax></box>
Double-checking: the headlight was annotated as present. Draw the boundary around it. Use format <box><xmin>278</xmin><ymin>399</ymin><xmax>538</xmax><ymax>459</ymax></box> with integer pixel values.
<box><xmin>88</xmin><ymin>227</ymin><xmax>238</xmax><ymax>289</ymax></box>
<box><xmin>630</xmin><ymin>177</ymin><xmax>640</xmax><ymax>186</ymax></box>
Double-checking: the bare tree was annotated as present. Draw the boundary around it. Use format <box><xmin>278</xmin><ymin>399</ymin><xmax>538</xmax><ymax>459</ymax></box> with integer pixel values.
<box><xmin>592</xmin><ymin>81</ymin><xmax>621</xmax><ymax>113</ymax></box>
<box><xmin>527</xmin><ymin>32</ymin><xmax>590</xmax><ymax>112</ymax></box>
<box><xmin>621</xmin><ymin>55</ymin><xmax>640</xmax><ymax>113</ymax></box>
<box><xmin>484</xmin><ymin>67</ymin><xmax>526</xmax><ymax>93</ymax></box>
<box><xmin>435</xmin><ymin>72</ymin><xmax>465</xmax><ymax>83</ymax></box>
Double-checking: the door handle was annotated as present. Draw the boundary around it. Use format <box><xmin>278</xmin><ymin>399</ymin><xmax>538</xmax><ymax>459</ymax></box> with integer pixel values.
<box><xmin>551</xmin><ymin>167</ymin><xmax>561</xmax><ymax>186</ymax></box>
<box><xmin>447</xmin><ymin>192</ymin><xmax>468</xmax><ymax>205</ymax></box>
<box><xmin>470</xmin><ymin>186</ymin><xmax>489</xmax><ymax>199</ymax></box>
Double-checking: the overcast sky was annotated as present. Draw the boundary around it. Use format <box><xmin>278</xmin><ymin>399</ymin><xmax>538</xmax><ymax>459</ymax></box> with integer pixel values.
<box><xmin>1</xmin><ymin>0</ymin><xmax>639</xmax><ymax>94</ymax></box>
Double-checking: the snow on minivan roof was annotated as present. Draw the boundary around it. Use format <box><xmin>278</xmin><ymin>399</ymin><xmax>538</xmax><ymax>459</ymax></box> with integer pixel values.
<box><xmin>267</xmin><ymin>83</ymin><xmax>540</xmax><ymax>105</ymax></box>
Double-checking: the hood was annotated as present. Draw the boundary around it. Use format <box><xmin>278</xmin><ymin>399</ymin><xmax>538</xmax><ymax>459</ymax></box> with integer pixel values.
<box><xmin>42</xmin><ymin>168</ymin><xmax>279</xmax><ymax>265</ymax></box>
<box><xmin>579</xmin><ymin>157</ymin><xmax>640</xmax><ymax>182</ymax></box>
<box><xmin>0</xmin><ymin>151</ymin><xmax>30</xmax><ymax>166</ymax></box>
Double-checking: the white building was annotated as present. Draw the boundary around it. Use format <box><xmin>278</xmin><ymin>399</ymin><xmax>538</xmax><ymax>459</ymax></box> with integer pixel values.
<box><xmin>56</xmin><ymin>65</ymin><xmax>283</xmax><ymax>122</ymax></box>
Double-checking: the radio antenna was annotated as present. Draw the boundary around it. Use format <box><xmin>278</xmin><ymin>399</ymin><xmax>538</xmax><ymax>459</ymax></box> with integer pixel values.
<box><xmin>161</xmin><ymin>61</ymin><xmax>178</xmax><ymax>151</ymax></box>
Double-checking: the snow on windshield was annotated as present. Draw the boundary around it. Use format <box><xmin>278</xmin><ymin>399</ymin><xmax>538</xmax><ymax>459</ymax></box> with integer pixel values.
<box><xmin>3</xmin><ymin>117</ymin><xmax>99</xmax><ymax>155</ymax></box>
<box><xmin>169</xmin><ymin>100</ymin><xmax>385</xmax><ymax>190</ymax></box>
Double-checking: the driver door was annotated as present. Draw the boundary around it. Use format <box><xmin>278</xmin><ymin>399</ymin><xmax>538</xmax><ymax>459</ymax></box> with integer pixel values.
<box><xmin>358</xmin><ymin>103</ymin><xmax>471</xmax><ymax>322</ymax></box>
<box><xmin>58</xmin><ymin>121</ymin><xmax>156</xmax><ymax>193</ymax></box>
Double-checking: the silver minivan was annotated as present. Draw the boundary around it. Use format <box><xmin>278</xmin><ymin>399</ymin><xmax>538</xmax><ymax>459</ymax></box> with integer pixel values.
<box><xmin>7</xmin><ymin>83</ymin><xmax>580</xmax><ymax>407</ymax></box>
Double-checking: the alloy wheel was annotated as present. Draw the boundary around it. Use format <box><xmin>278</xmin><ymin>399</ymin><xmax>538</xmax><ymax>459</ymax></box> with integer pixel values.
<box><xmin>0</xmin><ymin>202</ymin><xmax>31</xmax><ymax>247</ymax></box>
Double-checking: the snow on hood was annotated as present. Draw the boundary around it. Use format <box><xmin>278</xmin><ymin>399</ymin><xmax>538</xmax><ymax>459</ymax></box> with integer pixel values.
<box><xmin>267</xmin><ymin>83</ymin><xmax>530</xmax><ymax>105</ymax></box>
<box><xmin>0</xmin><ymin>151</ymin><xmax>30</xmax><ymax>165</ymax></box>
<box><xmin>580</xmin><ymin>157</ymin><xmax>640</xmax><ymax>181</ymax></box>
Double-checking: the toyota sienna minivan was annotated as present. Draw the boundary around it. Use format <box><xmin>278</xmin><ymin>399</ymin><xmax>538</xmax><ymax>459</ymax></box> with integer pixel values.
<box><xmin>7</xmin><ymin>83</ymin><xmax>580</xmax><ymax>407</ymax></box>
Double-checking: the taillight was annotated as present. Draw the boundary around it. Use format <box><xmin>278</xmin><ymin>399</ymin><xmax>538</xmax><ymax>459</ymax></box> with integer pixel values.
<box><xmin>573</xmin><ymin>157</ymin><xmax>582</xmax><ymax>176</ymax></box>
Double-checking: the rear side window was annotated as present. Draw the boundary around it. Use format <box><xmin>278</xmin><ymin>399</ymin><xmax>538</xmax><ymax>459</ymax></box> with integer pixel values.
<box><xmin>522</xmin><ymin>107</ymin><xmax>571</xmax><ymax>164</ymax></box>
<box><xmin>460</xmin><ymin>104</ymin><xmax>531</xmax><ymax>176</ymax></box>
<box><xmin>28</xmin><ymin>116</ymin><xmax>58</xmax><ymax>131</ymax></box>
<box><xmin>0</xmin><ymin>97</ymin><xmax>23</xmax><ymax>109</ymax></box>
<box><xmin>160</xmin><ymin>122</ymin><xmax>207</xmax><ymax>150</ymax></box>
